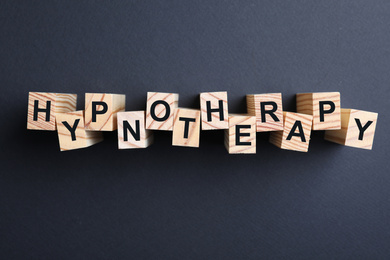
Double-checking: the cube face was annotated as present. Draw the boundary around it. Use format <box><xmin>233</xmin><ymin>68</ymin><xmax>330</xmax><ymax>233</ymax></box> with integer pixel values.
<box><xmin>270</xmin><ymin>112</ymin><xmax>313</xmax><ymax>152</ymax></box>
<box><xmin>172</xmin><ymin>108</ymin><xmax>201</xmax><ymax>147</ymax></box>
<box><xmin>56</xmin><ymin>111</ymin><xmax>103</xmax><ymax>151</ymax></box>
<box><xmin>224</xmin><ymin>114</ymin><xmax>256</xmax><ymax>154</ymax></box>
<box><xmin>27</xmin><ymin>92</ymin><xmax>77</xmax><ymax>130</ymax></box>
<box><xmin>295</xmin><ymin>93</ymin><xmax>313</xmax><ymax>115</ymax></box>
<box><xmin>146</xmin><ymin>92</ymin><xmax>179</xmax><ymax>131</ymax></box>
<box><xmin>325</xmin><ymin>109</ymin><xmax>378</xmax><ymax>150</ymax></box>
<box><xmin>246</xmin><ymin>93</ymin><xmax>284</xmax><ymax>132</ymax></box>
<box><xmin>84</xmin><ymin>93</ymin><xmax>126</xmax><ymax>131</ymax></box>
<box><xmin>296</xmin><ymin>92</ymin><xmax>341</xmax><ymax>130</ymax></box>
<box><xmin>117</xmin><ymin>111</ymin><xmax>153</xmax><ymax>149</ymax></box>
<box><xmin>200</xmin><ymin>91</ymin><xmax>229</xmax><ymax>130</ymax></box>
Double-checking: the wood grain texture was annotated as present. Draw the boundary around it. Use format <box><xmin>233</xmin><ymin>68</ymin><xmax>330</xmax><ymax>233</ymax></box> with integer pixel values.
<box><xmin>27</xmin><ymin>92</ymin><xmax>77</xmax><ymax>130</ymax></box>
<box><xmin>324</xmin><ymin>109</ymin><xmax>378</xmax><ymax>150</ymax></box>
<box><xmin>269</xmin><ymin>112</ymin><xmax>313</xmax><ymax>152</ymax></box>
<box><xmin>200</xmin><ymin>91</ymin><xmax>229</xmax><ymax>130</ymax></box>
<box><xmin>246</xmin><ymin>93</ymin><xmax>284</xmax><ymax>132</ymax></box>
<box><xmin>296</xmin><ymin>92</ymin><xmax>341</xmax><ymax>130</ymax></box>
<box><xmin>117</xmin><ymin>111</ymin><xmax>153</xmax><ymax>149</ymax></box>
<box><xmin>295</xmin><ymin>93</ymin><xmax>313</xmax><ymax>115</ymax></box>
<box><xmin>146</xmin><ymin>92</ymin><xmax>179</xmax><ymax>131</ymax></box>
<box><xmin>172</xmin><ymin>108</ymin><xmax>201</xmax><ymax>147</ymax></box>
<box><xmin>56</xmin><ymin>111</ymin><xmax>103</xmax><ymax>151</ymax></box>
<box><xmin>84</xmin><ymin>93</ymin><xmax>126</xmax><ymax>131</ymax></box>
<box><xmin>224</xmin><ymin>114</ymin><xmax>256</xmax><ymax>154</ymax></box>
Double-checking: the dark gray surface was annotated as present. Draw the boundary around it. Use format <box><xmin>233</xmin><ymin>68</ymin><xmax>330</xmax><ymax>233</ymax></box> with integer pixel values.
<box><xmin>1</xmin><ymin>1</ymin><xmax>390</xmax><ymax>259</ymax></box>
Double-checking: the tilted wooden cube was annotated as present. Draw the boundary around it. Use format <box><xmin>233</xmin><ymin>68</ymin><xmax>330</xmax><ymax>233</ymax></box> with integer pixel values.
<box><xmin>146</xmin><ymin>92</ymin><xmax>179</xmax><ymax>131</ymax></box>
<box><xmin>324</xmin><ymin>109</ymin><xmax>378</xmax><ymax>150</ymax></box>
<box><xmin>296</xmin><ymin>92</ymin><xmax>341</xmax><ymax>130</ymax></box>
<box><xmin>84</xmin><ymin>93</ymin><xmax>126</xmax><ymax>131</ymax></box>
<box><xmin>224</xmin><ymin>114</ymin><xmax>256</xmax><ymax>154</ymax></box>
<box><xmin>56</xmin><ymin>111</ymin><xmax>103</xmax><ymax>151</ymax></box>
<box><xmin>246</xmin><ymin>93</ymin><xmax>284</xmax><ymax>132</ymax></box>
<box><xmin>269</xmin><ymin>112</ymin><xmax>313</xmax><ymax>152</ymax></box>
<box><xmin>172</xmin><ymin>108</ymin><xmax>201</xmax><ymax>147</ymax></box>
<box><xmin>27</xmin><ymin>92</ymin><xmax>77</xmax><ymax>130</ymax></box>
<box><xmin>200</xmin><ymin>91</ymin><xmax>229</xmax><ymax>130</ymax></box>
<box><xmin>117</xmin><ymin>111</ymin><xmax>153</xmax><ymax>149</ymax></box>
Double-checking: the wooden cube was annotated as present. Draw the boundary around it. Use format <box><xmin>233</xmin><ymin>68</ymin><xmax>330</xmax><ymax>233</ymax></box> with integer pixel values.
<box><xmin>324</xmin><ymin>109</ymin><xmax>378</xmax><ymax>150</ymax></box>
<box><xmin>296</xmin><ymin>92</ymin><xmax>341</xmax><ymax>130</ymax></box>
<box><xmin>56</xmin><ymin>111</ymin><xmax>103</xmax><ymax>151</ymax></box>
<box><xmin>200</xmin><ymin>91</ymin><xmax>229</xmax><ymax>130</ymax></box>
<box><xmin>146</xmin><ymin>92</ymin><xmax>179</xmax><ymax>131</ymax></box>
<box><xmin>84</xmin><ymin>93</ymin><xmax>126</xmax><ymax>131</ymax></box>
<box><xmin>224</xmin><ymin>114</ymin><xmax>256</xmax><ymax>154</ymax></box>
<box><xmin>117</xmin><ymin>111</ymin><xmax>153</xmax><ymax>149</ymax></box>
<box><xmin>246</xmin><ymin>93</ymin><xmax>284</xmax><ymax>132</ymax></box>
<box><xmin>269</xmin><ymin>112</ymin><xmax>313</xmax><ymax>152</ymax></box>
<box><xmin>27</xmin><ymin>92</ymin><xmax>77</xmax><ymax>131</ymax></box>
<box><xmin>172</xmin><ymin>108</ymin><xmax>201</xmax><ymax>147</ymax></box>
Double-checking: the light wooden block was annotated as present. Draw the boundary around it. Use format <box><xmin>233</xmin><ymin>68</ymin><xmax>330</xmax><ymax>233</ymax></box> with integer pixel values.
<box><xmin>324</xmin><ymin>109</ymin><xmax>378</xmax><ymax>150</ymax></box>
<box><xmin>246</xmin><ymin>93</ymin><xmax>284</xmax><ymax>132</ymax></box>
<box><xmin>146</xmin><ymin>92</ymin><xmax>179</xmax><ymax>131</ymax></box>
<box><xmin>224</xmin><ymin>114</ymin><xmax>256</xmax><ymax>154</ymax></box>
<box><xmin>200</xmin><ymin>91</ymin><xmax>229</xmax><ymax>130</ymax></box>
<box><xmin>172</xmin><ymin>108</ymin><xmax>201</xmax><ymax>147</ymax></box>
<box><xmin>269</xmin><ymin>112</ymin><xmax>313</xmax><ymax>152</ymax></box>
<box><xmin>27</xmin><ymin>92</ymin><xmax>77</xmax><ymax>131</ymax></box>
<box><xmin>117</xmin><ymin>111</ymin><xmax>153</xmax><ymax>149</ymax></box>
<box><xmin>56</xmin><ymin>111</ymin><xmax>103</xmax><ymax>151</ymax></box>
<box><xmin>84</xmin><ymin>93</ymin><xmax>126</xmax><ymax>131</ymax></box>
<box><xmin>296</xmin><ymin>92</ymin><xmax>341</xmax><ymax>130</ymax></box>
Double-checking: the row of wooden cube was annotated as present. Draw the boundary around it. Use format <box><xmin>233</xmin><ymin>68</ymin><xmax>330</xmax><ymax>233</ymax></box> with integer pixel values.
<box><xmin>27</xmin><ymin>91</ymin><xmax>378</xmax><ymax>152</ymax></box>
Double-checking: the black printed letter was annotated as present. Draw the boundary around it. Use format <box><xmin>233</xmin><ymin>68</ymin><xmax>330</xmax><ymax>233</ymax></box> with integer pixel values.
<box><xmin>150</xmin><ymin>100</ymin><xmax>170</xmax><ymax>121</ymax></box>
<box><xmin>206</xmin><ymin>100</ymin><xmax>224</xmax><ymax>122</ymax></box>
<box><xmin>319</xmin><ymin>101</ymin><xmax>335</xmax><ymax>122</ymax></box>
<box><xmin>33</xmin><ymin>100</ymin><xmax>51</xmax><ymax>121</ymax></box>
<box><xmin>236</xmin><ymin>125</ymin><xmax>251</xmax><ymax>146</ymax></box>
<box><xmin>92</xmin><ymin>102</ymin><xmax>108</xmax><ymax>122</ymax></box>
<box><xmin>355</xmin><ymin>119</ymin><xmax>373</xmax><ymax>141</ymax></box>
<box><xmin>123</xmin><ymin>120</ymin><xmax>140</xmax><ymax>141</ymax></box>
<box><xmin>179</xmin><ymin>117</ymin><xmax>196</xmax><ymax>138</ymax></box>
<box><xmin>260</xmin><ymin>101</ymin><xmax>279</xmax><ymax>123</ymax></box>
<box><xmin>62</xmin><ymin>119</ymin><xmax>80</xmax><ymax>141</ymax></box>
<box><xmin>286</xmin><ymin>121</ymin><xmax>306</xmax><ymax>142</ymax></box>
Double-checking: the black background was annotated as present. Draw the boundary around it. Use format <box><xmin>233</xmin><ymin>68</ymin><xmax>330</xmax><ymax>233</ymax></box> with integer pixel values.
<box><xmin>1</xmin><ymin>1</ymin><xmax>390</xmax><ymax>259</ymax></box>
